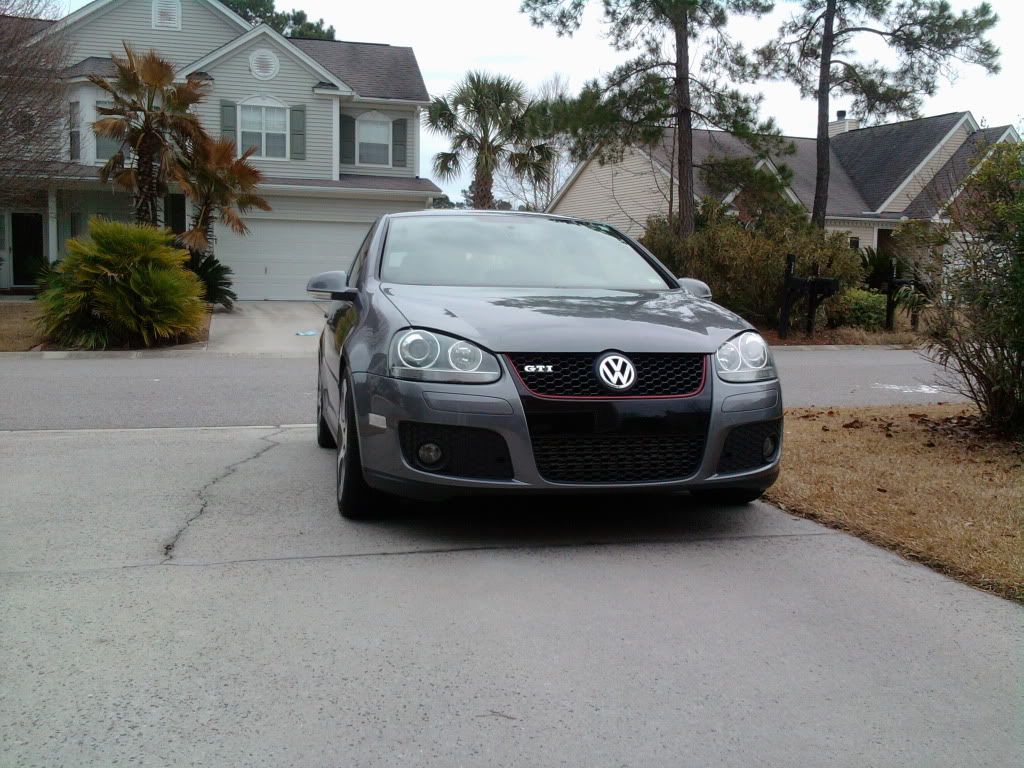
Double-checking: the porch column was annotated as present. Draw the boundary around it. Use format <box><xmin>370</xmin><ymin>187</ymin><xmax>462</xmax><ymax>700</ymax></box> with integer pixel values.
<box><xmin>47</xmin><ymin>187</ymin><xmax>59</xmax><ymax>263</ymax></box>
<box><xmin>331</xmin><ymin>97</ymin><xmax>340</xmax><ymax>179</ymax></box>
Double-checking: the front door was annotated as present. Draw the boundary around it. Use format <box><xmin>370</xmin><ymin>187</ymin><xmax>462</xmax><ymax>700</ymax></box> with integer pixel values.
<box><xmin>11</xmin><ymin>213</ymin><xmax>45</xmax><ymax>286</ymax></box>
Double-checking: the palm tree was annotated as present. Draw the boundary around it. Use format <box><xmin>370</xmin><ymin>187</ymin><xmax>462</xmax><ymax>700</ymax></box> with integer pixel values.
<box><xmin>91</xmin><ymin>44</ymin><xmax>206</xmax><ymax>225</ymax></box>
<box><xmin>426</xmin><ymin>72</ymin><xmax>554</xmax><ymax>209</ymax></box>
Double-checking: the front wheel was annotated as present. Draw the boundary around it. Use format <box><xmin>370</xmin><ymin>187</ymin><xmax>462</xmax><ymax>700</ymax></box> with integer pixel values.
<box><xmin>336</xmin><ymin>375</ymin><xmax>386</xmax><ymax>520</ymax></box>
<box><xmin>690</xmin><ymin>487</ymin><xmax>765</xmax><ymax>505</ymax></box>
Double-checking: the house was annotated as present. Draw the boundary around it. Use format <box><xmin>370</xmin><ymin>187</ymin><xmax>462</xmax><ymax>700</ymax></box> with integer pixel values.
<box><xmin>547</xmin><ymin>111</ymin><xmax>1019</xmax><ymax>253</ymax></box>
<box><xmin>0</xmin><ymin>0</ymin><xmax>440</xmax><ymax>299</ymax></box>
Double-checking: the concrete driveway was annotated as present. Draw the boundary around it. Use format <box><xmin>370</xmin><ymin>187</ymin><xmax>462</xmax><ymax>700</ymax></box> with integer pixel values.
<box><xmin>207</xmin><ymin>301</ymin><xmax>329</xmax><ymax>354</ymax></box>
<box><xmin>1</xmin><ymin>424</ymin><xmax>1020</xmax><ymax>767</ymax></box>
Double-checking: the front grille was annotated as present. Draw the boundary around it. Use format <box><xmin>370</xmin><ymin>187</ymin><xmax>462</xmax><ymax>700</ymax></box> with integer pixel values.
<box><xmin>399</xmin><ymin>422</ymin><xmax>514</xmax><ymax>480</ymax></box>
<box><xmin>507</xmin><ymin>353</ymin><xmax>705</xmax><ymax>398</ymax></box>
<box><xmin>531</xmin><ymin>434</ymin><xmax>706</xmax><ymax>483</ymax></box>
<box><xmin>717</xmin><ymin>420</ymin><xmax>782</xmax><ymax>474</ymax></box>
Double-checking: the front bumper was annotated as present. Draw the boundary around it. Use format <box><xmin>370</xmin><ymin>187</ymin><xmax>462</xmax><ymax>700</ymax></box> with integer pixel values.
<box><xmin>351</xmin><ymin>360</ymin><xmax>783</xmax><ymax>498</ymax></box>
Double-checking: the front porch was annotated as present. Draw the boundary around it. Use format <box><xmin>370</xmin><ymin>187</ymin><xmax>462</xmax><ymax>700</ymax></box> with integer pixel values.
<box><xmin>0</xmin><ymin>185</ymin><xmax>186</xmax><ymax>291</ymax></box>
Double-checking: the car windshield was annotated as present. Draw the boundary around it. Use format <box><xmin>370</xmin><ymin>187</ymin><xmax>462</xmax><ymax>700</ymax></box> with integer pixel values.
<box><xmin>380</xmin><ymin>215</ymin><xmax>671</xmax><ymax>290</ymax></box>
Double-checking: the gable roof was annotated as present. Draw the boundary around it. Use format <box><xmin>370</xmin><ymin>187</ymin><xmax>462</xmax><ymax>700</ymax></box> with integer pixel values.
<box><xmin>904</xmin><ymin>125</ymin><xmax>1018</xmax><ymax>219</ymax></box>
<box><xmin>647</xmin><ymin>129</ymin><xmax>870</xmax><ymax>217</ymax></box>
<box><xmin>0</xmin><ymin>14</ymin><xmax>56</xmax><ymax>36</ymax></box>
<box><xmin>178</xmin><ymin>23</ymin><xmax>353</xmax><ymax>94</ymax></box>
<box><xmin>830</xmin><ymin>112</ymin><xmax>970</xmax><ymax>212</ymax></box>
<box><xmin>290</xmin><ymin>38</ymin><xmax>429</xmax><ymax>102</ymax></box>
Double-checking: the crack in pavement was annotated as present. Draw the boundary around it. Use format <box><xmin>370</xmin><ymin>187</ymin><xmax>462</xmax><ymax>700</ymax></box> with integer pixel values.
<box><xmin>160</xmin><ymin>428</ymin><xmax>285</xmax><ymax>562</ymax></box>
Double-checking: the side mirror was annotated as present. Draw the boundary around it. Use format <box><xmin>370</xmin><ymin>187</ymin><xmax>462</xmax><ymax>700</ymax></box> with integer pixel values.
<box><xmin>306</xmin><ymin>270</ymin><xmax>357</xmax><ymax>301</ymax></box>
<box><xmin>678</xmin><ymin>277</ymin><xmax>712</xmax><ymax>300</ymax></box>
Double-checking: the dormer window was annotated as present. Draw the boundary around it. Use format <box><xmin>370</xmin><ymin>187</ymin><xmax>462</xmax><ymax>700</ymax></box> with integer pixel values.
<box><xmin>152</xmin><ymin>0</ymin><xmax>181</xmax><ymax>30</ymax></box>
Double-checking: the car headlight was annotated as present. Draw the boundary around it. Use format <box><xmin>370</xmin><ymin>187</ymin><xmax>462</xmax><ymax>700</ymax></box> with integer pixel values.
<box><xmin>714</xmin><ymin>332</ymin><xmax>777</xmax><ymax>382</ymax></box>
<box><xmin>389</xmin><ymin>329</ymin><xmax>501</xmax><ymax>383</ymax></box>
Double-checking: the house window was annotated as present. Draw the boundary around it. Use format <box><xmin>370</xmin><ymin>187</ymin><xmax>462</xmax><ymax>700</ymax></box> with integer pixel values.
<box><xmin>94</xmin><ymin>101</ymin><xmax>121</xmax><ymax>161</ymax></box>
<box><xmin>357</xmin><ymin>114</ymin><xmax>391</xmax><ymax>166</ymax></box>
<box><xmin>849</xmin><ymin>236</ymin><xmax>861</xmax><ymax>250</ymax></box>
<box><xmin>240</xmin><ymin>103</ymin><xmax>288</xmax><ymax>159</ymax></box>
<box><xmin>152</xmin><ymin>0</ymin><xmax>181</xmax><ymax>30</ymax></box>
<box><xmin>69</xmin><ymin>102</ymin><xmax>81</xmax><ymax>161</ymax></box>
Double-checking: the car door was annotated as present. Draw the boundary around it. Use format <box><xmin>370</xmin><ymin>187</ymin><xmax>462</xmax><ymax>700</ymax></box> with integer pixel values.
<box><xmin>324</xmin><ymin>222</ymin><xmax>377</xmax><ymax>420</ymax></box>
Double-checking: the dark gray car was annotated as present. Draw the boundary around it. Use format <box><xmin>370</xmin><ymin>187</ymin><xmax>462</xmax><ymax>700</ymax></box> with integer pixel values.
<box><xmin>309</xmin><ymin>211</ymin><xmax>782</xmax><ymax>519</ymax></box>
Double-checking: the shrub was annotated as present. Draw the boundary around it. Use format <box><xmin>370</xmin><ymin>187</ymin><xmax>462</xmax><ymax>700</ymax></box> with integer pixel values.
<box><xmin>902</xmin><ymin>142</ymin><xmax>1024</xmax><ymax>435</ymax></box>
<box><xmin>37</xmin><ymin>218</ymin><xmax>207</xmax><ymax>350</ymax></box>
<box><xmin>826</xmin><ymin>288</ymin><xmax>888</xmax><ymax>331</ymax></box>
<box><xmin>641</xmin><ymin>200</ymin><xmax>863</xmax><ymax>325</ymax></box>
<box><xmin>187</xmin><ymin>250</ymin><xmax>237</xmax><ymax>310</ymax></box>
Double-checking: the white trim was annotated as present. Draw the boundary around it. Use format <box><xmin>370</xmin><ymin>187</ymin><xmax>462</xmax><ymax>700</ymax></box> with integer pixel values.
<box><xmin>349</xmin><ymin>95</ymin><xmax>432</xmax><ymax>108</ymax></box>
<box><xmin>178</xmin><ymin>25</ymin><xmax>353</xmax><ymax>95</ymax></box>
<box><xmin>151</xmin><ymin>0</ymin><xmax>182</xmax><ymax>31</ymax></box>
<box><xmin>720</xmin><ymin>158</ymin><xmax>802</xmax><ymax>209</ymax></box>
<box><xmin>238</xmin><ymin>97</ymin><xmax>289</xmax><ymax>160</ymax></box>
<box><xmin>331</xmin><ymin>100</ymin><xmax>340</xmax><ymax>179</ymax></box>
<box><xmin>355</xmin><ymin>111</ymin><xmax>392</xmax><ymax>167</ymax></box>
<box><xmin>46</xmin><ymin>188</ymin><xmax>59</xmax><ymax>264</ymax></box>
<box><xmin>248</xmin><ymin>48</ymin><xmax>280</xmax><ymax>81</ymax></box>
<box><xmin>29</xmin><ymin>0</ymin><xmax>249</xmax><ymax>44</ymax></box>
<box><xmin>874</xmin><ymin>112</ymin><xmax>979</xmax><ymax>213</ymax></box>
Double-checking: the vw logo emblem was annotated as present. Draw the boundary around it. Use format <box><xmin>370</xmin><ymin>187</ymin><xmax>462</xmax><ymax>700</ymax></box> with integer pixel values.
<box><xmin>596</xmin><ymin>353</ymin><xmax>636</xmax><ymax>390</ymax></box>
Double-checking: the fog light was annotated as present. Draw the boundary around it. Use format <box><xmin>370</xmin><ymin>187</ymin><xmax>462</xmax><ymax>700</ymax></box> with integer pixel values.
<box><xmin>762</xmin><ymin>434</ymin><xmax>778</xmax><ymax>461</ymax></box>
<box><xmin>417</xmin><ymin>442</ymin><xmax>443</xmax><ymax>467</ymax></box>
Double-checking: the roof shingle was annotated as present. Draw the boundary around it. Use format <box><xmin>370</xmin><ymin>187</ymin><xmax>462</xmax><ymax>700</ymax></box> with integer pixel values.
<box><xmin>290</xmin><ymin>38</ymin><xmax>429</xmax><ymax>101</ymax></box>
<box><xmin>830</xmin><ymin>112</ymin><xmax>967</xmax><ymax>211</ymax></box>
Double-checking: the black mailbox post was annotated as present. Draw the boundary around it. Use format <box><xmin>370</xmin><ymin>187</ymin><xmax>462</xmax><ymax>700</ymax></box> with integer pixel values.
<box><xmin>779</xmin><ymin>254</ymin><xmax>840</xmax><ymax>339</ymax></box>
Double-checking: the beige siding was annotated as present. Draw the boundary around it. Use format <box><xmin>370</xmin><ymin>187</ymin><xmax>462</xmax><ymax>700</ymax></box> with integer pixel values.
<box><xmin>884</xmin><ymin>120</ymin><xmax>971</xmax><ymax>213</ymax></box>
<box><xmin>825</xmin><ymin>218</ymin><xmax>878</xmax><ymax>248</ymax></box>
<box><xmin>195</xmin><ymin>37</ymin><xmax>333</xmax><ymax>180</ymax></box>
<box><xmin>549</xmin><ymin>149</ymin><xmax>670</xmax><ymax>237</ymax></box>
<box><xmin>68</xmin><ymin>0</ymin><xmax>242</xmax><ymax>66</ymax></box>
<box><xmin>340</xmin><ymin>106</ymin><xmax>420</xmax><ymax>179</ymax></box>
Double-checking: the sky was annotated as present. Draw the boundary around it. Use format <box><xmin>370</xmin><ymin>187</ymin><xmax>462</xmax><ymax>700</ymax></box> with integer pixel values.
<box><xmin>66</xmin><ymin>0</ymin><xmax>1024</xmax><ymax>199</ymax></box>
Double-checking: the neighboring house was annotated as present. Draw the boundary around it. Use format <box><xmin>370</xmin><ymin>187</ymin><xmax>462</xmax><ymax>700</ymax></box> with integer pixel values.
<box><xmin>547</xmin><ymin>111</ymin><xmax>1019</xmax><ymax>253</ymax></box>
<box><xmin>0</xmin><ymin>0</ymin><xmax>440</xmax><ymax>299</ymax></box>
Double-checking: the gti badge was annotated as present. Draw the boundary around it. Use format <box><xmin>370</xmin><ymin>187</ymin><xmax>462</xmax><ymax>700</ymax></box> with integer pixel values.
<box><xmin>596</xmin><ymin>353</ymin><xmax>636</xmax><ymax>390</ymax></box>
<box><xmin>524</xmin><ymin>365</ymin><xmax>554</xmax><ymax>373</ymax></box>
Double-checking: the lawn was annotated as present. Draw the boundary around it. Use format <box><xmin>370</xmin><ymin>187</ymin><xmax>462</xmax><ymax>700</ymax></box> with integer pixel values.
<box><xmin>768</xmin><ymin>405</ymin><xmax>1024</xmax><ymax>601</ymax></box>
<box><xmin>0</xmin><ymin>301</ymin><xmax>42</xmax><ymax>351</ymax></box>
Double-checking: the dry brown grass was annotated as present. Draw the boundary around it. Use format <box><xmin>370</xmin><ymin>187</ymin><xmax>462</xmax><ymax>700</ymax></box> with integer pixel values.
<box><xmin>768</xmin><ymin>405</ymin><xmax>1023</xmax><ymax>601</ymax></box>
<box><xmin>759</xmin><ymin>327</ymin><xmax>920</xmax><ymax>347</ymax></box>
<box><xmin>0</xmin><ymin>301</ymin><xmax>42</xmax><ymax>351</ymax></box>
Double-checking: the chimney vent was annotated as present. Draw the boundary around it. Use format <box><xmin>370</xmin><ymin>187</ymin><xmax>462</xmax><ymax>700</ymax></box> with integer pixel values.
<box><xmin>828</xmin><ymin>110</ymin><xmax>860</xmax><ymax>138</ymax></box>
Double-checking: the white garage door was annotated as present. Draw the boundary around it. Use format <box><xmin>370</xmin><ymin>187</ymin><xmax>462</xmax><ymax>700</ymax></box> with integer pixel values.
<box><xmin>215</xmin><ymin>218</ymin><xmax>369</xmax><ymax>300</ymax></box>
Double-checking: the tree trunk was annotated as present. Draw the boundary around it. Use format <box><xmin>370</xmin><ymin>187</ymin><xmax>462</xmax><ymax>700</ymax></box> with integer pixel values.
<box><xmin>674</xmin><ymin>12</ymin><xmax>695</xmax><ymax>238</ymax></box>
<box><xmin>811</xmin><ymin>0</ymin><xmax>838</xmax><ymax>229</ymax></box>
<box><xmin>471</xmin><ymin>164</ymin><xmax>495</xmax><ymax>209</ymax></box>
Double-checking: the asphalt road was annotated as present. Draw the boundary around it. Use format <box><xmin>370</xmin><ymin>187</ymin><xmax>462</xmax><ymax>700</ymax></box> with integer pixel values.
<box><xmin>1</xmin><ymin>425</ymin><xmax>1019</xmax><ymax>766</ymax></box>
<box><xmin>0</xmin><ymin>347</ymin><xmax>957</xmax><ymax>431</ymax></box>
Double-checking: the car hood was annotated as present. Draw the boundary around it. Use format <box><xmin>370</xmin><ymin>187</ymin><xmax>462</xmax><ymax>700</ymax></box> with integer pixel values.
<box><xmin>380</xmin><ymin>285</ymin><xmax>752</xmax><ymax>353</ymax></box>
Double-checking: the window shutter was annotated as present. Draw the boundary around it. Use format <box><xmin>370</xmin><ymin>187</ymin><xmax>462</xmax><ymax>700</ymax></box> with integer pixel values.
<box><xmin>340</xmin><ymin>113</ymin><xmax>355</xmax><ymax>165</ymax></box>
<box><xmin>220</xmin><ymin>100</ymin><xmax>236</xmax><ymax>144</ymax></box>
<box><xmin>391</xmin><ymin>118</ymin><xmax>407</xmax><ymax>168</ymax></box>
<box><xmin>290</xmin><ymin>105</ymin><xmax>305</xmax><ymax>160</ymax></box>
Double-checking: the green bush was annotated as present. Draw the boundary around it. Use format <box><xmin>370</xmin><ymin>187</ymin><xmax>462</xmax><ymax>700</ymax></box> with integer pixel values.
<box><xmin>641</xmin><ymin>201</ymin><xmax>863</xmax><ymax>326</ymax></box>
<box><xmin>187</xmin><ymin>250</ymin><xmax>237</xmax><ymax>310</ymax></box>
<box><xmin>826</xmin><ymin>288</ymin><xmax>888</xmax><ymax>330</ymax></box>
<box><xmin>37</xmin><ymin>218</ymin><xmax>207</xmax><ymax>350</ymax></box>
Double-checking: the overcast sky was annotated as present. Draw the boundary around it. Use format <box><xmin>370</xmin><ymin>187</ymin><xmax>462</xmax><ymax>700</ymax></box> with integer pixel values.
<box><xmin>67</xmin><ymin>0</ymin><xmax>1024</xmax><ymax>199</ymax></box>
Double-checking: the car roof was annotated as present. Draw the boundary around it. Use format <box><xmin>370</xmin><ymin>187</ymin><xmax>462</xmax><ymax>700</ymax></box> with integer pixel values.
<box><xmin>382</xmin><ymin>209</ymin><xmax>602</xmax><ymax>226</ymax></box>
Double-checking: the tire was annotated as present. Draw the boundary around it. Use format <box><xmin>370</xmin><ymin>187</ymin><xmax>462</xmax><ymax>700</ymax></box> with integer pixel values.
<box><xmin>690</xmin><ymin>487</ymin><xmax>765</xmax><ymax>505</ymax></box>
<box><xmin>316</xmin><ymin>371</ymin><xmax>336</xmax><ymax>449</ymax></box>
<box><xmin>335</xmin><ymin>373</ymin><xmax>384</xmax><ymax>520</ymax></box>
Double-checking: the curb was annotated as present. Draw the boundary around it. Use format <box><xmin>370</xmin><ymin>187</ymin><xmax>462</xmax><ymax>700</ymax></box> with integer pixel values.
<box><xmin>772</xmin><ymin>344</ymin><xmax>921</xmax><ymax>352</ymax></box>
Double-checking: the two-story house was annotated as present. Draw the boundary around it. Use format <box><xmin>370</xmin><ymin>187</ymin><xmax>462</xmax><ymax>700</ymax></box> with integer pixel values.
<box><xmin>0</xmin><ymin>0</ymin><xmax>440</xmax><ymax>299</ymax></box>
<box><xmin>547</xmin><ymin>111</ymin><xmax>1020</xmax><ymax>254</ymax></box>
